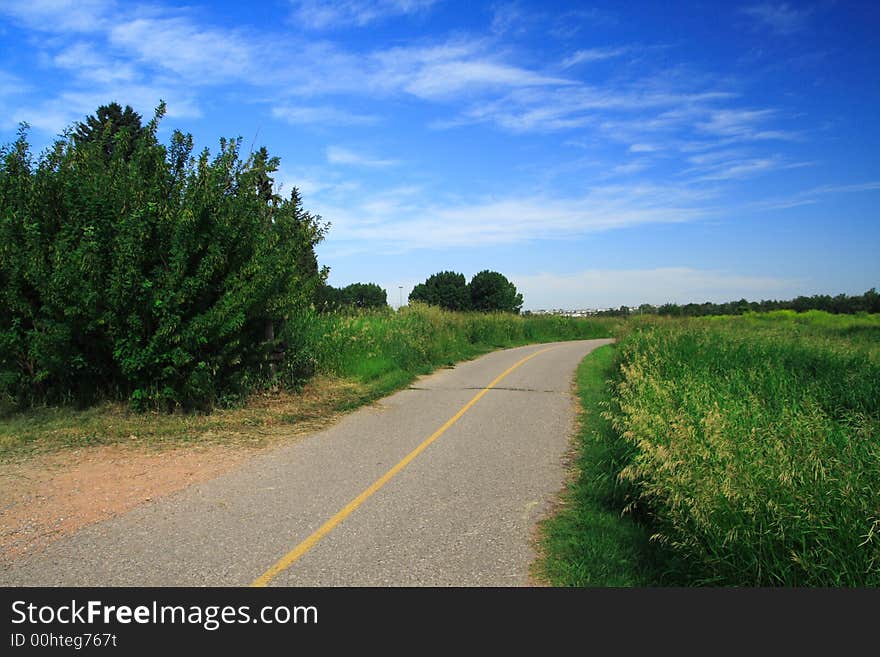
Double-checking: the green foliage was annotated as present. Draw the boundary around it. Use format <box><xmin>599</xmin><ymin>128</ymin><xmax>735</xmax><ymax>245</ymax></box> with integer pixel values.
<box><xmin>74</xmin><ymin>102</ymin><xmax>146</xmax><ymax>162</ymax></box>
<box><xmin>468</xmin><ymin>269</ymin><xmax>523</xmax><ymax>313</ymax></box>
<box><xmin>408</xmin><ymin>269</ymin><xmax>524</xmax><ymax>313</ymax></box>
<box><xmin>316</xmin><ymin>282</ymin><xmax>387</xmax><ymax>312</ymax></box>
<box><xmin>604</xmin><ymin>312</ymin><xmax>880</xmax><ymax>585</ymax></box>
<box><xmin>278</xmin><ymin>303</ymin><xmax>613</xmax><ymax>395</ymax></box>
<box><xmin>409</xmin><ymin>271</ymin><xmax>470</xmax><ymax>311</ymax></box>
<box><xmin>0</xmin><ymin>103</ymin><xmax>326</xmax><ymax>411</ymax></box>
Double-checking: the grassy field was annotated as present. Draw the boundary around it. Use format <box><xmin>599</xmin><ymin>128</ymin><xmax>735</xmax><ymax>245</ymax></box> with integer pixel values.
<box><xmin>542</xmin><ymin>310</ymin><xmax>880</xmax><ymax>586</ymax></box>
<box><xmin>0</xmin><ymin>304</ymin><xmax>614</xmax><ymax>459</ymax></box>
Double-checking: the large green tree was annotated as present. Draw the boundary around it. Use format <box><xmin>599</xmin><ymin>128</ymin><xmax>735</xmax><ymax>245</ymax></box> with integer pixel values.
<box><xmin>74</xmin><ymin>102</ymin><xmax>146</xmax><ymax>162</ymax></box>
<box><xmin>468</xmin><ymin>270</ymin><xmax>523</xmax><ymax>314</ymax></box>
<box><xmin>0</xmin><ymin>102</ymin><xmax>327</xmax><ymax>411</ymax></box>
<box><xmin>409</xmin><ymin>271</ymin><xmax>470</xmax><ymax>311</ymax></box>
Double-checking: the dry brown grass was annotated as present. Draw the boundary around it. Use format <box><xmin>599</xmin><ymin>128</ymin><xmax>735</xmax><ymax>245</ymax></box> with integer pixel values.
<box><xmin>0</xmin><ymin>375</ymin><xmax>370</xmax><ymax>462</ymax></box>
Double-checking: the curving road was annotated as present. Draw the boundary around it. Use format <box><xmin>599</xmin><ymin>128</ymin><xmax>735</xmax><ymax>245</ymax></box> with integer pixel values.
<box><xmin>1</xmin><ymin>339</ymin><xmax>611</xmax><ymax>586</ymax></box>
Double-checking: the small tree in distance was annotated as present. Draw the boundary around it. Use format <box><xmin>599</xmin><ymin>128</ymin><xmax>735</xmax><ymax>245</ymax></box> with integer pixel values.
<box><xmin>343</xmin><ymin>283</ymin><xmax>387</xmax><ymax>309</ymax></box>
<box><xmin>316</xmin><ymin>282</ymin><xmax>387</xmax><ymax>311</ymax></box>
<box><xmin>408</xmin><ymin>270</ymin><xmax>524</xmax><ymax>313</ymax></box>
<box><xmin>469</xmin><ymin>270</ymin><xmax>523</xmax><ymax>314</ymax></box>
<box><xmin>409</xmin><ymin>271</ymin><xmax>470</xmax><ymax>311</ymax></box>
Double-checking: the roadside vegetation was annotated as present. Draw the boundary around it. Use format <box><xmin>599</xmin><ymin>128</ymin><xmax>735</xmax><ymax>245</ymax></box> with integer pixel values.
<box><xmin>540</xmin><ymin>310</ymin><xmax>880</xmax><ymax>586</ymax></box>
<box><xmin>534</xmin><ymin>344</ymin><xmax>653</xmax><ymax>586</ymax></box>
<box><xmin>1</xmin><ymin>103</ymin><xmax>327</xmax><ymax>413</ymax></box>
<box><xmin>0</xmin><ymin>101</ymin><xmax>613</xmax><ymax>459</ymax></box>
<box><xmin>0</xmin><ymin>304</ymin><xmax>614</xmax><ymax>458</ymax></box>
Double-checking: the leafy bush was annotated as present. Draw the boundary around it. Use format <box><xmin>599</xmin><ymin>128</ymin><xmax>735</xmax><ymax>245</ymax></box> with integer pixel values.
<box><xmin>0</xmin><ymin>103</ymin><xmax>326</xmax><ymax>410</ymax></box>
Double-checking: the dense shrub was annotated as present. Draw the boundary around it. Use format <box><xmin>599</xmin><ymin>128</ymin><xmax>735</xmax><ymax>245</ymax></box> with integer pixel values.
<box><xmin>0</xmin><ymin>103</ymin><xmax>326</xmax><ymax>410</ymax></box>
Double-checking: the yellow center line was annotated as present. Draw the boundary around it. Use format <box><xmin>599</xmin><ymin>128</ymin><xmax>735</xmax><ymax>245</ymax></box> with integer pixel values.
<box><xmin>250</xmin><ymin>345</ymin><xmax>556</xmax><ymax>587</ymax></box>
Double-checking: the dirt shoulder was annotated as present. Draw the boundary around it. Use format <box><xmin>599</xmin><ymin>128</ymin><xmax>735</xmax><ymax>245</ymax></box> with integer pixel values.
<box><xmin>0</xmin><ymin>376</ymin><xmax>369</xmax><ymax>564</ymax></box>
<box><xmin>0</xmin><ymin>443</ymin><xmax>257</xmax><ymax>564</ymax></box>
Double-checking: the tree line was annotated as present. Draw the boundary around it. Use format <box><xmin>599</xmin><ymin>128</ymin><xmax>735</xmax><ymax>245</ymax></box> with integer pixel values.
<box><xmin>594</xmin><ymin>288</ymin><xmax>880</xmax><ymax>317</ymax></box>
<box><xmin>316</xmin><ymin>282</ymin><xmax>387</xmax><ymax>311</ymax></box>
<box><xmin>314</xmin><ymin>269</ymin><xmax>526</xmax><ymax>314</ymax></box>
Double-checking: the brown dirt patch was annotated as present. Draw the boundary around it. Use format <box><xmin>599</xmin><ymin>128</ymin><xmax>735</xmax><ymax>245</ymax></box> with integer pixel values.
<box><xmin>0</xmin><ymin>376</ymin><xmax>373</xmax><ymax>565</ymax></box>
<box><xmin>0</xmin><ymin>443</ymin><xmax>258</xmax><ymax>564</ymax></box>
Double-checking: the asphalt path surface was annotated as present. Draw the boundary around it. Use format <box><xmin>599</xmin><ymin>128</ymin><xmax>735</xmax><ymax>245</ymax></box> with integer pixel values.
<box><xmin>1</xmin><ymin>339</ymin><xmax>611</xmax><ymax>586</ymax></box>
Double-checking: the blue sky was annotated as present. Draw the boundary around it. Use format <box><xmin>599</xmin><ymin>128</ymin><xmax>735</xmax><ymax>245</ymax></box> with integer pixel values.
<box><xmin>1</xmin><ymin>1</ymin><xmax>877</xmax><ymax>310</ymax></box>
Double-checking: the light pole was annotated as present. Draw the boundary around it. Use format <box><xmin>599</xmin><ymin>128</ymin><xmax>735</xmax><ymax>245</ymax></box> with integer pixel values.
<box><xmin>398</xmin><ymin>286</ymin><xmax>403</xmax><ymax>309</ymax></box>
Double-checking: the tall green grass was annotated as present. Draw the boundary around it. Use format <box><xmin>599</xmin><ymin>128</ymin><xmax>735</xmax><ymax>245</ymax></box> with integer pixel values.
<box><xmin>0</xmin><ymin>305</ymin><xmax>614</xmax><ymax>457</ymax></box>
<box><xmin>282</xmin><ymin>303</ymin><xmax>615</xmax><ymax>396</ymax></box>
<box><xmin>535</xmin><ymin>345</ymin><xmax>652</xmax><ymax>586</ymax></box>
<box><xmin>607</xmin><ymin>312</ymin><xmax>880</xmax><ymax>585</ymax></box>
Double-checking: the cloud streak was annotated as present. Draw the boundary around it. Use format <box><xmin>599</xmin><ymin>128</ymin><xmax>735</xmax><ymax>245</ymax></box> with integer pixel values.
<box><xmin>560</xmin><ymin>47</ymin><xmax>629</xmax><ymax>68</ymax></box>
<box><xmin>326</xmin><ymin>145</ymin><xmax>399</xmax><ymax>167</ymax></box>
<box><xmin>289</xmin><ymin>0</ymin><xmax>437</xmax><ymax>30</ymax></box>
<box><xmin>743</xmin><ymin>3</ymin><xmax>812</xmax><ymax>35</ymax></box>
<box><xmin>273</xmin><ymin>105</ymin><xmax>380</xmax><ymax>126</ymax></box>
<box><xmin>316</xmin><ymin>183</ymin><xmax>716</xmax><ymax>252</ymax></box>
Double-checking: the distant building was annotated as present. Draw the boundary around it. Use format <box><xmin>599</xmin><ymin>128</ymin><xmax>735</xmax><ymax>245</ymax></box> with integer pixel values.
<box><xmin>529</xmin><ymin>308</ymin><xmax>605</xmax><ymax>317</ymax></box>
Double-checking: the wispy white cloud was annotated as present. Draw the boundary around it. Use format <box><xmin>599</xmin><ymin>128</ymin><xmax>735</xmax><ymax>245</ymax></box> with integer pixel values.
<box><xmin>490</xmin><ymin>2</ymin><xmax>527</xmax><ymax>35</ymax></box>
<box><xmin>2</xmin><ymin>86</ymin><xmax>201</xmax><ymax>134</ymax></box>
<box><xmin>748</xmin><ymin>180</ymin><xmax>880</xmax><ymax>211</ymax></box>
<box><xmin>743</xmin><ymin>3</ymin><xmax>812</xmax><ymax>35</ymax></box>
<box><xmin>689</xmin><ymin>155</ymin><xmax>814</xmax><ymax>182</ymax></box>
<box><xmin>326</xmin><ymin>145</ymin><xmax>399</xmax><ymax>167</ymax></box>
<box><xmin>367</xmin><ymin>41</ymin><xmax>572</xmax><ymax>100</ymax></box>
<box><xmin>560</xmin><ymin>47</ymin><xmax>628</xmax><ymax>68</ymax></box>
<box><xmin>607</xmin><ymin>160</ymin><xmax>650</xmax><ymax>176</ymax></box>
<box><xmin>53</xmin><ymin>42</ymin><xmax>138</xmax><ymax>85</ymax></box>
<box><xmin>807</xmin><ymin>181</ymin><xmax>880</xmax><ymax>195</ymax></box>
<box><xmin>697</xmin><ymin>108</ymin><xmax>797</xmax><ymax>141</ymax></box>
<box><xmin>315</xmin><ymin>183</ymin><xmax>716</xmax><ymax>252</ymax></box>
<box><xmin>513</xmin><ymin>267</ymin><xmax>802</xmax><ymax>309</ymax></box>
<box><xmin>108</xmin><ymin>17</ymin><xmax>260</xmax><ymax>85</ymax></box>
<box><xmin>0</xmin><ymin>0</ymin><xmax>112</xmax><ymax>33</ymax></box>
<box><xmin>0</xmin><ymin>71</ymin><xmax>29</xmax><ymax>98</ymax></box>
<box><xmin>402</xmin><ymin>60</ymin><xmax>570</xmax><ymax>99</ymax></box>
<box><xmin>289</xmin><ymin>0</ymin><xmax>437</xmax><ymax>30</ymax></box>
<box><xmin>440</xmin><ymin>82</ymin><xmax>736</xmax><ymax>135</ymax></box>
<box><xmin>693</xmin><ymin>156</ymin><xmax>782</xmax><ymax>181</ymax></box>
<box><xmin>272</xmin><ymin>105</ymin><xmax>380</xmax><ymax>126</ymax></box>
